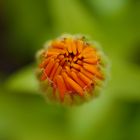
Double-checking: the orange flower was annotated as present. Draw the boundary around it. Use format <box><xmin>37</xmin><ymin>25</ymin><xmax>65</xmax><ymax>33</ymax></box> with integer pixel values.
<box><xmin>36</xmin><ymin>34</ymin><xmax>109</xmax><ymax>105</ymax></box>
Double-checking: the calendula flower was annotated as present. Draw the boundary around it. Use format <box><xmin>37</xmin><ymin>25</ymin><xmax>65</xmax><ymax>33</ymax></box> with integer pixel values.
<box><xmin>36</xmin><ymin>34</ymin><xmax>109</xmax><ymax>105</ymax></box>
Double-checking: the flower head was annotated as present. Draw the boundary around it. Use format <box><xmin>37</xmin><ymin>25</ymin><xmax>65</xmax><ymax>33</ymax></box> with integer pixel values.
<box><xmin>36</xmin><ymin>34</ymin><xmax>109</xmax><ymax>105</ymax></box>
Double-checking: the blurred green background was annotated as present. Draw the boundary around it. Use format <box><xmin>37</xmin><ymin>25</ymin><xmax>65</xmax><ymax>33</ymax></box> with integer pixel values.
<box><xmin>0</xmin><ymin>0</ymin><xmax>140</xmax><ymax>140</ymax></box>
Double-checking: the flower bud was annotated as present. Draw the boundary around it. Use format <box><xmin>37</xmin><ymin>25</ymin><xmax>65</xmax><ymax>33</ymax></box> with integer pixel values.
<box><xmin>36</xmin><ymin>34</ymin><xmax>109</xmax><ymax>105</ymax></box>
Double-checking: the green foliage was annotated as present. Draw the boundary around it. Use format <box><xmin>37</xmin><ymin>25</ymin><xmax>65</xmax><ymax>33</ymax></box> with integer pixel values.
<box><xmin>0</xmin><ymin>0</ymin><xmax>140</xmax><ymax>140</ymax></box>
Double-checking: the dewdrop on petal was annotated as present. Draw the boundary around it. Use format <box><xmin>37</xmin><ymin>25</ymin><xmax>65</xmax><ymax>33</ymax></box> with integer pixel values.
<box><xmin>36</xmin><ymin>34</ymin><xmax>109</xmax><ymax>105</ymax></box>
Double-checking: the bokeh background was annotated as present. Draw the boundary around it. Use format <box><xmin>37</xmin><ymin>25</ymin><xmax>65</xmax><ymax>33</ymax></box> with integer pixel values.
<box><xmin>0</xmin><ymin>0</ymin><xmax>140</xmax><ymax>140</ymax></box>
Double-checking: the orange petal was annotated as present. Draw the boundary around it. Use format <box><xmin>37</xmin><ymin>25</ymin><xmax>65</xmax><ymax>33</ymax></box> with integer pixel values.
<box><xmin>57</xmin><ymin>54</ymin><xmax>64</xmax><ymax>60</ymax></box>
<box><xmin>45</xmin><ymin>59</ymin><xmax>55</xmax><ymax>76</ymax></box>
<box><xmin>70</xmin><ymin>71</ymin><xmax>85</xmax><ymax>88</ymax></box>
<box><xmin>71</xmin><ymin>41</ymin><xmax>77</xmax><ymax>55</ymax></box>
<box><xmin>78</xmin><ymin>72</ymin><xmax>92</xmax><ymax>85</ymax></box>
<box><xmin>39</xmin><ymin>58</ymin><xmax>50</xmax><ymax>68</ymax></box>
<box><xmin>83</xmin><ymin>64</ymin><xmax>103</xmax><ymax>79</ymax></box>
<box><xmin>46</xmin><ymin>51</ymin><xmax>60</xmax><ymax>57</ymax></box>
<box><xmin>65</xmin><ymin>66</ymin><xmax>71</xmax><ymax>74</ymax></box>
<box><xmin>40</xmin><ymin>72</ymin><xmax>47</xmax><ymax>81</ymax></box>
<box><xmin>82</xmin><ymin>53</ymin><xmax>96</xmax><ymax>58</ymax></box>
<box><xmin>66</xmin><ymin>38</ymin><xmax>72</xmax><ymax>53</ymax></box>
<box><xmin>56</xmin><ymin>75</ymin><xmax>67</xmax><ymax>101</ymax></box>
<box><xmin>53</xmin><ymin>65</ymin><xmax>62</xmax><ymax>81</ymax></box>
<box><xmin>71</xmin><ymin>63</ymin><xmax>82</xmax><ymax>70</ymax></box>
<box><xmin>66</xmin><ymin>76</ymin><xmax>84</xmax><ymax>96</ymax></box>
<box><xmin>73</xmin><ymin>56</ymin><xmax>78</xmax><ymax>62</ymax></box>
<box><xmin>48</xmin><ymin>48</ymin><xmax>65</xmax><ymax>54</ymax></box>
<box><xmin>80</xmin><ymin>68</ymin><xmax>94</xmax><ymax>79</ymax></box>
<box><xmin>83</xmin><ymin>57</ymin><xmax>98</xmax><ymax>64</ymax></box>
<box><xmin>77</xmin><ymin>40</ymin><xmax>84</xmax><ymax>53</ymax></box>
<box><xmin>49</xmin><ymin>62</ymin><xmax>59</xmax><ymax>80</ymax></box>
<box><xmin>59</xmin><ymin>59</ymin><xmax>65</xmax><ymax>66</ymax></box>
<box><xmin>71</xmin><ymin>68</ymin><xmax>78</xmax><ymax>73</ymax></box>
<box><xmin>82</xmin><ymin>47</ymin><xmax>95</xmax><ymax>54</ymax></box>
<box><xmin>77</xmin><ymin>60</ymin><xmax>83</xmax><ymax>65</ymax></box>
<box><xmin>52</xmin><ymin>41</ymin><xmax>65</xmax><ymax>49</ymax></box>
<box><xmin>62</xmin><ymin>72</ymin><xmax>72</xmax><ymax>91</ymax></box>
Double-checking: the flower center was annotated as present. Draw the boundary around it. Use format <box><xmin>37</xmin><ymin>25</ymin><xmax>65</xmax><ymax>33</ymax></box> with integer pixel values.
<box><xmin>39</xmin><ymin>37</ymin><xmax>103</xmax><ymax>101</ymax></box>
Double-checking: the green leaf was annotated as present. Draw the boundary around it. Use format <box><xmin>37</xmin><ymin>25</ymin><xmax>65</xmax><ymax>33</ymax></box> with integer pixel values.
<box><xmin>4</xmin><ymin>65</ymin><xmax>39</xmax><ymax>95</ymax></box>
<box><xmin>49</xmin><ymin>0</ymin><xmax>100</xmax><ymax>37</ymax></box>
